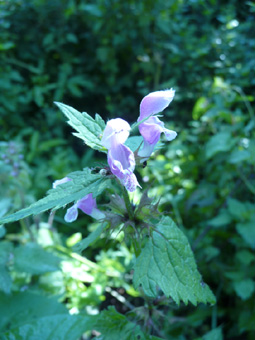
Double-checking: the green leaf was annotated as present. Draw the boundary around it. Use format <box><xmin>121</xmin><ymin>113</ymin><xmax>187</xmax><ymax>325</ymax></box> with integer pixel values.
<box><xmin>54</xmin><ymin>102</ymin><xmax>106</xmax><ymax>152</ymax></box>
<box><xmin>13</xmin><ymin>243</ymin><xmax>61</xmax><ymax>275</ymax></box>
<box><xmin>2</xmin><ymin>314</ymin><xmax>90</xmax><ymax>340</ymax></box>
<box><xmin>73</xmin><ymin>222</ymin><xmax>108</xmax><ymax>253</ymax></box>
<box><xmin>125</xmin><ymin>136</ymin><xmax>143</xmax><ymax>152</ymax></box>
<box><xmin>205</xmin><ymin>131</ymin><xmax>236</xmax><ymax>159</ymax></box>
<box><xmin>133</xmin><ymin>216</ymin><xmax>216</xmax><ymax>305</ymax></box>
<box><xmin>0</xmin><ymin>241</ymin><xmax>13</xmax><ymax>265</ymax></box>
<box><xmin>236</xmin><ymin>250</ymin><xmax>255</xmax><ymax>265</ymax></box>
<box><xmin>91</xmin><ymin>306</ymin><xmax>161</xmax><ymax>340</ymax></box>
<box><xmin>207</xmin><ymin>210</ymin><xmax>232</xmax><ymax>227</ymax></box>
<box><xmin>228</xmin><ymin>198</ymin><xmax>252</xmax><ymax>221</ymax></box>
<box><xmin>0</xmin><ymin>168</ymin><xmax>109</xmax><ymax>224</ymax></box>
<box><xmin>0</xmin><ymin>199</ymin><xmax>12</xmax><ymax>219</ymax></box>
<box><xmin>202</xmin><ymin>327</ymin><xmax>223</xmax><ymax>340</ymax></box>
<box><xmin>0</xmin><ymin>225</ymin><xmax>6</xmax><ymax>238</ymax></box>
<box><xmin>228</xmin><ymin>149</ymin><xmax>250</xmax><ymax>164</ymax></box>
<box><xmin>0</xmin><ymin>265</ymin><xmax>12</xmax><ymax>294</ymax></box>
<box><xmin>0</xmin><ymin>292</ymin><xmax>68</xmax><ymax>332</ymax></box>
<box><xmin>236</xmin><ymin>222</ymin><xmax>255</xmax><ymax>249</ymax></box>
<box><xmin>233</xmin><ymin>279</ymin><xmax>255</xmax><ymax>300</ymax></box>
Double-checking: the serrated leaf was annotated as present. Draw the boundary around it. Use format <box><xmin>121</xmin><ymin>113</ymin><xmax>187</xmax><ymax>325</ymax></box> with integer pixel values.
<box><xmin>0</xmin><ymin>169</ymin><xmax>109</xmax><ymax>224</ymax></box>
<box><xmin>2</xmin><ymin>314</ymin><xmax>90</xmax><ymax>340</ymax></box>
<box><xmin>91</xmin><ymin>306</ymin><xmax>162</xmax><ymax>340</ymax></box>
<box><xmin>0</xmin><ymin>292</ymin><xmax>68</xmax><ymax>332</ymax></box>
<box><xmin>133</xmin><ymin>216</ymin><xmax>216</xmax><ymax>305</ymax></box>
<box><xmin>73</xmin><ymin>222</ymin><xmax>108</xmax><ymax>253</ymax></box>
<box><xmin>13</xmin><ymin>243</ymin><xmax>61</xmax><ymax>275</ymax></box>
<box><xmin>54</xmin><ymin>102</ymin><xmax>106</xmax><ymax>151</ymax></box>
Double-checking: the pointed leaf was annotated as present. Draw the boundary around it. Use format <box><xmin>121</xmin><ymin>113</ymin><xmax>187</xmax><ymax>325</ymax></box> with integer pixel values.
<box><xmin>0</xmin><ymin>169</ymin><xmax>109</xmax><ymax>225</ymax></box>
<box><xmin>73</xmin><ymin>222</ymin><xmax>108</xmax><ymax>253</ymax></box>
<box><xmin>133</xmin><ymin>216</ymin><xmax>216</xmax><ymax>305</ymax></box>
<box><xmin>55</xmin><ymin>102</ymin><xmax>106</xmax><ymax>151</ymax></box>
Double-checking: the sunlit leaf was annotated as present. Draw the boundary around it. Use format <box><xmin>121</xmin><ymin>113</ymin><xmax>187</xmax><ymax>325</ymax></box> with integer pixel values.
<box><xmin>0</xmin><ymin>168</ymin><xmax>109</xmax><ymax>224</ymax></box>
<box><xmin>54</xmin><ymin>102</ymin><xmax>106</xmax><ymax>151</ymax></box>
<box><xmin>133</xmin><ymin>216</ymin><xmax>216</xmax><ymax>305</ymax></box>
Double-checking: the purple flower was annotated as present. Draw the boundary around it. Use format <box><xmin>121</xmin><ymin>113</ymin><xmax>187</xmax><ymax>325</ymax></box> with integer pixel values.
<box><xmin>101</xmin><ymin>118</ymin><xmax>140</xmax><ymax>192</ymax></box>
<box><xmin>101</xmin><ymin>118</ymin><xmax>131</xmax><ymax>149</ymax></box>
<box><xmin>53</xmin><ymin>177</ymin><xmax>105</xmax><ymax>222</ymax></box>
<box><xmin>138</xmin><ymin>89</ymin><xmax>177</xmax><ymax>159</ymax></box>
<box><xmin>64</xmin><ymin>193</ymin><xmax>105</xmax><ymax>223</ymax></box>
<box><xmin>52</xmin><ymin>176</ymin><xmax>71</xmax><ymax>189</ymax></box>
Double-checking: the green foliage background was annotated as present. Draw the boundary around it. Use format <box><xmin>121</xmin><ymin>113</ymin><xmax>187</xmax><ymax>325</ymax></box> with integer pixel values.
<box><xmin>0</xmin><ymin>0</ymin><xmax>254</xmax><ymax>339</ymax></box>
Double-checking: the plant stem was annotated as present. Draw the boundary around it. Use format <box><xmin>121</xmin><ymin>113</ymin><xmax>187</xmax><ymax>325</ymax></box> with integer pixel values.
<box><xmin>121</xmin><ymin>185</ymin><xmax>134</xmax><ymax>220</ymax></box>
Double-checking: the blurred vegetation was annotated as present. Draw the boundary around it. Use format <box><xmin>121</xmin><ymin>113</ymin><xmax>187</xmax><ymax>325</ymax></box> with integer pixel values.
<box><xmin>0</xmin><ymin>0</ymin><xmax>254</xmax><ymax>339</ymax></box>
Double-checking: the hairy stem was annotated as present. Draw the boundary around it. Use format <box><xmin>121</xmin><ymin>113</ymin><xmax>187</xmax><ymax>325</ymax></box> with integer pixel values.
<box><xmin>121</xmin><ymin>185</ymin><xmax>134</xmax><ymax>220</ymax></box>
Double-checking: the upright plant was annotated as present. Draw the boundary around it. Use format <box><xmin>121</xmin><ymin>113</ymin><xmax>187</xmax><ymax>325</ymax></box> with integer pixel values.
<box><xmin>0</xmin><ymin>89</ymin><xmax>216</xmax><ymax>338</ymax></box>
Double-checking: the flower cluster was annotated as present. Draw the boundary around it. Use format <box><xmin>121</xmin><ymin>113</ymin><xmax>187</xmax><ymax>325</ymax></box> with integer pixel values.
<box><xmin>138</xmin><ymin>89</ymin><xmax>177</xmax><ymax>160</ymax></box>
<box><xmin>101</xmin><ymin>118</ymin><xmax>140</xmax><ymax>192</ymax></box>
<box><xmin>53</xmin><ymin>89</ymin><xmax>177</xmax><ymax>222</ymax></box>
<box><xmin>102</xmin><ymin>89</ymin><xmax>177</xmax><ymax>191</ymax></box>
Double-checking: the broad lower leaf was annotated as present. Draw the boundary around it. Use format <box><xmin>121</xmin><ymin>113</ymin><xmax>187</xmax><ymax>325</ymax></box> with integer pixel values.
<box><xmin>133</xmin><ymin>216</ymin><xmax>216</xmax><ymax>305</ymax></box>
<box><xmin>73</xmin><ymin>222</ymin><xmax>108</xmax><ymax>253</ymax></box>
<box><xmin>54</xmin><ymin>102</ymin><xmax>106</xmax><ymax>152</ymax></box>
<box><xmin>0</xmin><ymin>292</ymin><xmax>68</xmax><ymax>332</ymax></box>
<box><xmin>13</xmin><ymin>243</ymin><xmax>61</xmax><ymax>275</ymax></box>
<box><xmin>2</xmin><ymin>314</ymin><xmax>91</xmax><ymax>340</ymax></box>
<box><xmin>0</xmin><ymin>168</ymin><xmax>109</xmax><ymax>224</ymax></box>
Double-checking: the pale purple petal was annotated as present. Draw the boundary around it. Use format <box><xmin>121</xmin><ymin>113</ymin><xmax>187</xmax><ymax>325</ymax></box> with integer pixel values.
<box><xmin>64</xmin><ymin>204</ymin><xmax>78</xmax><ymax>223</ymax></box>
<box><xmin>138</xmin><ymin>112</ymin><xmax>177</xmax><ymax>160</ymax></box>
<box><xmin>139</xmin><ymin>116</ymin><xmax>163</xmax><ymax>145</ymax></box>
<box><xmin>121</xmin><ymin>173</ymin><xmax>141</xmax><ymax>192</ymax></box>
<box><xmin>138</xmin><ymin>139</ymin><xmax>157</xmax><ymax>159</ymax></box>
<box><xmin>164</xmin><ymin>128</ymin><xmax>177</xmax><ymax>141</ymax></box>
<box><xmin>101</xmin><ymin>118</ymin><xmax>130</xmax><ymax>149</ymax></box>
<box><xmin>52</xmin><ymin>177</ymin><xmax>71</xmax><ymax>189</ymax></box>
<box><xmin>108</xmin><ymin>143</ymin><xmax>140</xmax><ymax>192</ymax></box>
<box><xmin>139</xmin><ymin>89</ymin><xmax>175</xmax><ymax>121</ymax></box>
<box><xmin>89</xmin><ymin>208</ymin><xmax>106</xmax><ymax>220</ymax></box>
<box><xmin>65</xmin><ymin>194</ymin><xmax>105</xmax><ymax>222</ymax></box>
<box><xmin>77</xmin><ymin>193</ymin><xmax>96</xmax><ymax>215</ymax></box>
<box><xmin>108</xmin><ymin>143</ymin><xmax>135</xmax><ymax>180</ymax></box>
